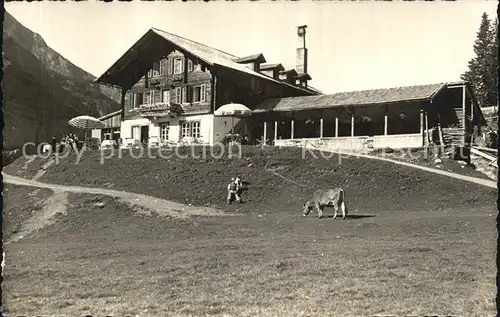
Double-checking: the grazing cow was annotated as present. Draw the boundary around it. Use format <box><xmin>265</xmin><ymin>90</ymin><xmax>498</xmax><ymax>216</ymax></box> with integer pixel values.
<box><xmin>302</xmin><ymin>188</ymin><xmax>348</xmax><ymax>219</ymax></box>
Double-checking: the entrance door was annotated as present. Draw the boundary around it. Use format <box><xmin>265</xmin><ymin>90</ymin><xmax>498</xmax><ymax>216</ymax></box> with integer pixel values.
<box><xmin>162</xmin><ymin>90</ymin><xmax>171</xmax><ymax>104</ymax></box>
<box><xmin>141</xmin><ymin>126</ymin><xmax>149</xmax><ymax>144</ymax></box>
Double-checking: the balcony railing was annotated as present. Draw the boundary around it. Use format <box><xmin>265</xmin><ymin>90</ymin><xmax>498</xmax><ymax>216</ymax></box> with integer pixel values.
<box><xmin>136</xmin><ymin>102</ymin><xmax>184</xmax><ymax>117</ymax></box>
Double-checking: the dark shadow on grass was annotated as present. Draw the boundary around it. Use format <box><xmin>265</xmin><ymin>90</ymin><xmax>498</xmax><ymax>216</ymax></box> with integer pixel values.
<box><xmin>324</xmin><ymin>214</ymin><xmax>376</xmax><ymax>219</ymax></box>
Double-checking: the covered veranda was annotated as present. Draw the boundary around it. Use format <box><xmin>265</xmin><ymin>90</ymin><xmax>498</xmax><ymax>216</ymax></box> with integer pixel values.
<box><xmin>253</xmin><ymin>102</ymin><xmax>427</xmax><ymax>151</ymax></box>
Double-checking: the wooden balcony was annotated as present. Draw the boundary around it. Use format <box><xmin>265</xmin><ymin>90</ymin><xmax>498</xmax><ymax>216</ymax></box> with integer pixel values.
<box><xmin>137</xmin><ymin>102</ymin><xmax>184</xmax><ymax>117</ymax></box>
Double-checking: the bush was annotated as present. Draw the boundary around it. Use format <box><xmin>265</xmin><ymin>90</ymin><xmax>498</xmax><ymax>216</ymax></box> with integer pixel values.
<box><xmin>221</xmin><ymin>134</ymin><xmax>243</xmax><ymax>145</ymax></box>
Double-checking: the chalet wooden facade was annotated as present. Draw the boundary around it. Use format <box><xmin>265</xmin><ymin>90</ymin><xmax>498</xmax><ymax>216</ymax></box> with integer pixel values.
<box><xmin>253</xmin><ymin>81</ymin><xmax>487</xmax><ymax>151</ymax></box>
<box><xmin>95</xmin><ymin>26</ymin><xmax>319</xmax><ymax>146</ymax></box>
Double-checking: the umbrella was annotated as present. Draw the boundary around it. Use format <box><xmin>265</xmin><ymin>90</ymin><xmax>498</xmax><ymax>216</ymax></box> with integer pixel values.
<box><xmin>214</xmin><ymin>103</ymin><xmax>252</xmax><ymax>134</ymax></box>
<box><xmin>68</xmin><ymin>115</ymin><xmax>105</xmax><ymax>141</ymax></box>
<box><xmin>69</xmin><ymin>115</ymin><xmax>105</xmax><ymax>129</ymax></box>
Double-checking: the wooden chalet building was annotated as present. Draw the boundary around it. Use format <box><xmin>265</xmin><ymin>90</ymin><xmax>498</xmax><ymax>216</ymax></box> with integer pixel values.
<box><xmin>96</xmin><ymin>25</ymin><xmax>319</xmax><ymax>146</ymax></box>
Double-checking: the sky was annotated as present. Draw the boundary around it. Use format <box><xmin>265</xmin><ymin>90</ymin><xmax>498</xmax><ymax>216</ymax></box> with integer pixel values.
<box><xmin>5</xmin><ymin>1</ymin><xmax>498</xmax><ymax>94</ymax></box>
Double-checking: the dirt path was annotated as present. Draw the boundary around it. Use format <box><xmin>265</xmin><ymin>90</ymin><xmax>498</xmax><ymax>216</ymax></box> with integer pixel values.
<box><xmin>6</xmin><ymin>191</ymin><xmax>68</xmax><ymax>244</ymax></box>
<box><xmin>31</xmin><ymin>158</ymin><xmax>55</xmax><ymax>181</ymax></box>
<box><xmin>3</xmin><ymin>173</ymin><xmax>225</xmax><ymax>221</ymax></box>
<box><xmin>325</xmin><ymin>149</ymin><xmax>497</xmax><ymax>189</ymax></box>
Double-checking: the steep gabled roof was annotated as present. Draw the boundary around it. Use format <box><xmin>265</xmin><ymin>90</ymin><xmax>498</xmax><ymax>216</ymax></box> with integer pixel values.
<box><xmin>96</xmin><ymin>27</ymin><xmax>318</xmax><ymax>96</ymax></box>
<box><xmin>254</xmin><ymin>83</ymin><xmax>445</xmax><ymax>113</ymax></box>
<box><xmin>280</xmin><ymin>68</ymin><xmax>298</xmax><ymax>76</ymax></box>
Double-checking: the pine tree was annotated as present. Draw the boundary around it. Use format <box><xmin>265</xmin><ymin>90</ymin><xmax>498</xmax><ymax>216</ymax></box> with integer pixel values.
<box><xmin>461</xmin><ymin>12</ymin><xmax>497</xmax><ymax>108</ymax></box>
<box><xmin>488</xmin><ymin>17</ymin><xmax>498</xmax><ymax>107</ymax></box>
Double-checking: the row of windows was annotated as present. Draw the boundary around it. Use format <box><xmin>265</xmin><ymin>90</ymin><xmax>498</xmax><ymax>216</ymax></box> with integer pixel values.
<box><xmin>132</xmin><ymin>121</ymin><xmax>201</xmax><ymax>142</ymax></box>
<box><xmin>128</xmin><ymin>84</ymin><xmax>207</xmax><ymax>108</ymax></box>
<box><xmin>160</xmin><ymin>121</ymin><xmax>201</xmax><ymax>140</ymax></box>
<box><xmin>146</xmin><ymin>57</ymin><xmax>201</xmax><ymax>78</ymax></box>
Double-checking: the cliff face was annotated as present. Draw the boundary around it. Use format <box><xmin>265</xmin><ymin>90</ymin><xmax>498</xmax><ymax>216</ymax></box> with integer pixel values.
<box><xmin>3</xmin><ymin>11</ymin><xmax>122</xmax><ymax>149</ymax></box>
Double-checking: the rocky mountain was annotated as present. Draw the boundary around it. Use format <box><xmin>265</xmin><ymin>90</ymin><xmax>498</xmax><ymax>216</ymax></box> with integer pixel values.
<box><xmin>3</xmin><ymin>11</ymin><xmax>121</xmax><ymax>150</ymax></box>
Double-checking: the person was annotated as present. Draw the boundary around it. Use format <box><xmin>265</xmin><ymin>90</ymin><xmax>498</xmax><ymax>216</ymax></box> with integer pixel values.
<box><xmin>235</xmin><ymin>175</ymin><xmax>243</xmax><ymax>191</ymax></box>
<box><xmin>227</xmin><ymin>177</ymin><xmax>241</xmax><ymax>204</ymax></box>
<box><xmin>70</xmin><ymin>134</ymin><xmax>77</xmax><ymax>151</ymax></box>
<box><xmin>51</xmin><ymin>136</ymin><xmax>57</xmax><ymax>154</ymax></box>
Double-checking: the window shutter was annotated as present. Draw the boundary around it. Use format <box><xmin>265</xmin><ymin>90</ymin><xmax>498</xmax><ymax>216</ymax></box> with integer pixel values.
<box><xmin>169</xmin><ymin>58</ymin><xmax>174</xmax><ymax>74</ymax></box>
<box><xmin>180</xmin><ymin>57</ymin><xmax>185</xmax><ymax>73</ymax></box>
<box><xmin>175</xmin><ymin>87</ymin><xmax>181</xmax><ymax>104</ymax></box>
<box><xmin>185</xmin><ymin>85</ymin><xmax>192</xmax><ymax>102</ymax></box>
<box><xmin>188</xmin><ymin>60</ymin><xmax>193</xmax><ymax>72</ymax></box>
<box><xmin>182</xmin><ymin>86</ymin><xmax>187</xmax><ymax>103</ymax></box>
<box><xmin>201</xmin><ymin>84</ymin><xmax>206</xmax><ymax>102</ymax></box>
<box><xmin>124</xmin><ymin>93</ymin><xmax>131</xmax><ymax>110</ymax></box>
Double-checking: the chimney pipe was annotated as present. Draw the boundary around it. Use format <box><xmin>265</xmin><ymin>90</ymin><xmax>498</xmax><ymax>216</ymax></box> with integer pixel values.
<box><xmin>296</xmin><ymin>25</ymin><xmax>308</xmax><ymax>75</ymax></box>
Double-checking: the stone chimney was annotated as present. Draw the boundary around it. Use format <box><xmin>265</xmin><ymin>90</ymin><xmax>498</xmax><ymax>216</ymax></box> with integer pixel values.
<box><xmin>296</xmin><ymin>25</ymin><xmax>307</xmax><ymax>74</ymax></box>
<box><xmin>295</xmin><ymin>25</ymin><xmax>311</xmax><ymax>88</ymax></box>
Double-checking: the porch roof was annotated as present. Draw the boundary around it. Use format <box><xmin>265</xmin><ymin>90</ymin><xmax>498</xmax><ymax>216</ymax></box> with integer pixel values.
<box><xmin>253</xmin><ymin>83</ymin><xmax>446</xmax><ymax>113</ymax></box>
<box><xmin>98</xmin><ymin>110</ymin><xmax>122</xmax><ymax>121</ymax></box>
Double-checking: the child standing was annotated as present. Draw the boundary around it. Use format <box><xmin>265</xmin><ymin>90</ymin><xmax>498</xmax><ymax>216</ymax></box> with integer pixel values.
<box><xmin>227</xmin><ymin>177</ymin><xmax>241</xmax><ymax>204</ymax></box>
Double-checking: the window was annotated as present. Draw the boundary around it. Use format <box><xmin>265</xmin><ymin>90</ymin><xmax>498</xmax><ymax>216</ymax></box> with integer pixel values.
<box><xmin>159</xmin><ymin>59</ymin><xmax>167</xmax><ymax>75</ymax></box>
<box><xmin>180</xmin><ymin>121</ymin><xmax>201</xmax><ymax>139</ymax></box>
<box><xmin>148</xmin><ymin>61</ymin><xmax>160</xmax><ymax>78</ymax></box>
<box><xmin>160</xmin><ymin>123</ymin><xmax>170</xmax><ymax>142</ymax></box>
<box><xmin>173</xmin><ymin>58</ymin><xmax>183</xmax><ymax>74</ymax></box>
<box><xmin>142</xmin><ymin>90</ymin><xmax>155</xmax><ymax>105</ymax></box>
<box><xmin>131</xmin><ymin>126</ymin><xmax>140</xmax><ymax>140</ymax></box>
<box><xmin>162</xmin><ymin>89</ymin><xmax>170</xmax><ymax>104</ymax></box>
<box><xmin>192</xmin><ymin>84</ymin><xmax>206</xmax><ymax>103</ymax></box>
<box><xmin>188</xmin><ymin>60</ymin><xmax>193</xmax><ymax>72</ymax></box>
<box><xmin>191</xmin><ymin>121</ymin><xmax>201</xmax><ymax>138</ymax></box>
<box><xmin>132</xmin><ymin>93</ymin><xmax>140</xmax><ymax>108</ymax></box>
<box><xmin>175</xmin><ymin>87</ymin><xmax>182</xmax><ymax>104</ymax></box>
<box><xmin>181</xmin><ymin>121</ymin><xmax>189</xmax><ymax>138</ymax></box>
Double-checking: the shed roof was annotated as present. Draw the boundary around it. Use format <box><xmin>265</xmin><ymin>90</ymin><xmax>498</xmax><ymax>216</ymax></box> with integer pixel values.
<box><xmin>253</xmin><ymin>83</ymin><xmax>446</xmax><ymax>113</ymax></box>
<box><xmin>235</xmin><ymin>53</ymin><xmax>267</xmax><ymax>64</ymax></box>
<box><xmin>260</xmin><ymin>63</ymin><xmax>285</xmax><ymax>71</ymax></box>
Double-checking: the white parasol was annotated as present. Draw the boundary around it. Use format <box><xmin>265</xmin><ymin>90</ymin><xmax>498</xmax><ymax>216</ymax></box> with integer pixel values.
<box><xmin>68</xmin><ymin>115</ymin><xmax>105</xmax><ymax>141</ymax></box>
<box><xmin>69</xmin><ymin>115</ymin><xmax>105</xmax><ymax>129</ymax></box>
<box><xmin>214</xmin><ymin>103</ymin><xmax>252</xmax><ymax>134</ymax></box>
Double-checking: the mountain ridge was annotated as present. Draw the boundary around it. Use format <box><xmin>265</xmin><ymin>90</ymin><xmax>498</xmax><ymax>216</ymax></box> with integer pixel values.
<box><xmin>3</xmin><ymin>10</ymin><xmax>122</xmax><ymax>104</ymax></box>
<box><xmin>3</xmin><ymin>11</ymin><xmax>121</xmax><ymax>150</ymax></box>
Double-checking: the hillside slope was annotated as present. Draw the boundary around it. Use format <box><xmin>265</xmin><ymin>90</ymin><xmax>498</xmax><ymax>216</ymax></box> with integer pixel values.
<box><xmin>3</xmin><ymin>11</ymin><xmax>121</xmax><ymax>149</ymax></box>
<box><xmin>5</xmin><ymin>146</ymin><xmax>495</xmax><ymax>214</ymax></box>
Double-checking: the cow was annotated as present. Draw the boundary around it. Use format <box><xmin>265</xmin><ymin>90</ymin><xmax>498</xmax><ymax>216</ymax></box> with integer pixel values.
<box><xmin>302</xmin><ymin>188</ymin><xmax>348</xmax><ymax>219</ymax></box>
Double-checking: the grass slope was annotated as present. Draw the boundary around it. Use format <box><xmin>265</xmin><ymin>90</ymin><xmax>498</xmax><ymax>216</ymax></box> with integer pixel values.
<box><xmin>11</xmin><ymin>146</ymin><xmax>495</xmax><ymax>215</ymax></box>
<box><xmin>3</xmin><ymin>147</ymin><xmax>496</xmax><ymax>316</ymax></box>
<box><xmin>3</xmin><ymin>189</ymin><xmax>496</xmax><ymax>316</ymax></box>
